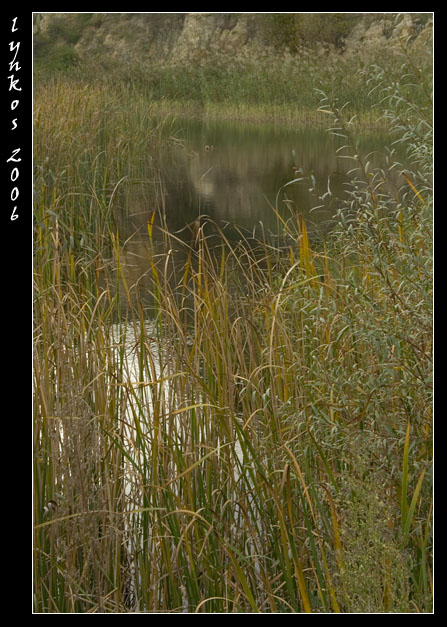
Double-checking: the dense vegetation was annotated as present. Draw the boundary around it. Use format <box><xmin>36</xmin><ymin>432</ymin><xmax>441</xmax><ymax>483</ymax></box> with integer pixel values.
<box><xmin>33</xmin><ymin>13</ymin><xmax>431</xmax><ymax>126</ymax></box>
<box><xmin>33</xmin><ymin>22</ymin><xmax>432</xmax><ymax>613</ymax></box>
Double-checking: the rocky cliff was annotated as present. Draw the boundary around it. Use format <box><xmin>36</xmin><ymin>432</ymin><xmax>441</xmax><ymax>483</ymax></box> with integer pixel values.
<box><xmin>34</xmin><ymin>12</ymin><xmax>433</xmax><ymax>69</ymax></box>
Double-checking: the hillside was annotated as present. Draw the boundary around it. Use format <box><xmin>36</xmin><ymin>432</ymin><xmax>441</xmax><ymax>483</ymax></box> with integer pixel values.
<box><xmin>33</xmin><ymin>12</ymin><xmax>433</xmax><ymax>72</ymax></box>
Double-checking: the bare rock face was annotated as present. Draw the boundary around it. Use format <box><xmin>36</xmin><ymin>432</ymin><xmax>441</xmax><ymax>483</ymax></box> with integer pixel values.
<box><xmin>34</xmin><ymin>12</ymin><xmax>433</xmax><ymax>67</ymax></box>
<box><xmin>167</xmin><ymin>13</ymin><xmax>265</xmax><ymax>66</ymax></box>
<box><xmin>75</xmin><ymin>14</ymin><xmax>186</xmax><ymax>62</ymax></box>
<box><xmin>342</xmin><ymin>13</ymin><xmax>433</xmax><ymax>58</ymax></box>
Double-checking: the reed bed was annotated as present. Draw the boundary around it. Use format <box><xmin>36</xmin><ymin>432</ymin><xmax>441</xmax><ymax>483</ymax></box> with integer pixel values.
<box><xmin>36</xmin><ymin>40</ymin><xmax>430</xmax><ymax>130</ymax></box>
<box><xmin>33</xmin><ymin>49</ymin><xmax>432</xmax><ymax>613</ymax></box>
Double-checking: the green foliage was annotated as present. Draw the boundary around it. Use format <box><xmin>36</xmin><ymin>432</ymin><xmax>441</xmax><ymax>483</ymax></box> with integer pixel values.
<box><xmin>260</xmin><ymin>13</ymin><xmax>360</xmax><ymax>51</ymax></box>
<box><xmin>33</xmin><ymin>14</ymin><xmax>94</xmax><ymax>72</ymax></box>
<box><xmin>46</xmin><ymin>13</ymin><xmax>93</xmax><ymax>45</ymax></box>
<box><xmin>34</xmin><ymin>42</ymin><xmax>80</xmax><ymax>72</ymax></box>
<box><xmin>260</xmin><ymin>13</ymin><xmax>302</xmax><ymax>51</ymax></box>
<box><xmin>295</xmin><ymin>13</ymin><xmax>360</xmax><ymax>48</ymax></box>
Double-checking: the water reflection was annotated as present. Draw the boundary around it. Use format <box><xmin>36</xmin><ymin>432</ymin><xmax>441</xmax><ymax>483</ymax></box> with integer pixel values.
<box><xmin>119</xmin><ymin>117</ymin><xmax>399</xmax><ymax>238</ymax></box>
<box><xmin>112</xmin><ymin>117</ymin><xmax>399</xmax><ymax>312</ymax></box>
<box><xmin>164</xmin><ymin>119</ymin><xmax>346</xmax><ymax>237</ymax></box>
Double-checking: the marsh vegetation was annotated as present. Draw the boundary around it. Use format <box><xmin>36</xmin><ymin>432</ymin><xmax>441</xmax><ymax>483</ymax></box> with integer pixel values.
<box><xmin>33</xmin><ymin>28</ymin><xmax>432</xmax><ymax>613</ymax></box>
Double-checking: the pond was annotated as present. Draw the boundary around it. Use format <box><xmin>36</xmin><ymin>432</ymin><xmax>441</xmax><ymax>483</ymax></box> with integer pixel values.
<box><xmin>112</xmin><ymin>116</ymin><xmax>398</xmax><ymax>310</ymax></box>
<box><xmin>169</xmin><ymin>116</ymin><xmax>399</xmax><ymax>229</ymax></box>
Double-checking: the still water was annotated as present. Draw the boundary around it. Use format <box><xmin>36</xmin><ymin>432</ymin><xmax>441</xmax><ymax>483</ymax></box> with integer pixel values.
<box><xmin>117</xmin><ymin>116</ymin><xmax>398</xmax><ymax>234</ymax></box>
<box><xmin>160</xmin><ymin>118</ymin><xmax>345</xmax><ymax>236</ymax></box>
<box><xmin>112</xmin><ymin>116</ymin><xmax>396</xmax><ymax>307</ymax></box>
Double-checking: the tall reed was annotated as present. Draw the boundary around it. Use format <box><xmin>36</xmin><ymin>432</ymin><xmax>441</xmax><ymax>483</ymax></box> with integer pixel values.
<box><xmin>33</xmin><ymin>46</ymin><xmax>432</xmax><ymax>612</ymax></box>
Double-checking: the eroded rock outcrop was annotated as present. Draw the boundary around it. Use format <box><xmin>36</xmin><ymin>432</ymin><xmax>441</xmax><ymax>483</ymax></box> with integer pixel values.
<box><xmin>34</xmin><ymin>12</ymin><xmax>433</xmax><ymax>67</ymax></box>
